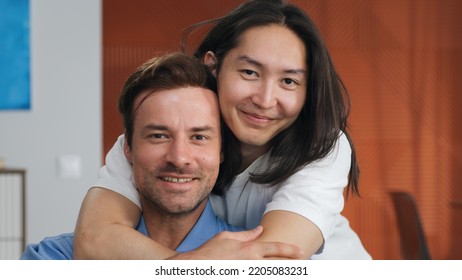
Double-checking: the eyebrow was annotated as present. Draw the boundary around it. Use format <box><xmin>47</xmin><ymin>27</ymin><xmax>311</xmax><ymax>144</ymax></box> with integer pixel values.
<box><xmin>237</xmin><ymin>55</ymin><xmax>263</xmax><ymax>68</ymax></box>
<box><xmin>237</xmin><ymin>55</ymin><xmax>306</xmax><ymax>75</ymax></box>
<box><xmin>142</xmin><ymin>124</ymin><xmax>218</xmax><ymax>133</ymax></box>
<box><xmin>142</xmin><ymin>124</ymin><xmax>168</xmax><ymax>132</ymax></box>
<box><xmin>191</xmin><ymin>125</ymin><xmax>217</xmax><ymax>133</ymax></box>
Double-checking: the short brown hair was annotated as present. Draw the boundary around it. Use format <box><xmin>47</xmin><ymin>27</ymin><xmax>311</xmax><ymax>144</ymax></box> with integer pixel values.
<box><xmin>118</xmin><ymin>52</ymin><xmax>216</xmax><ymax>148</ymax></box>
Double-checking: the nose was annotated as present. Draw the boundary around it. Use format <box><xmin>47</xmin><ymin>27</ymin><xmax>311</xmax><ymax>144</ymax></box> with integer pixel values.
<box><xmin>165</xmin><ymin>139</ymin><xmax>192</xmax><ymax>168</ymax></box>
<box><xmin>251</xmin><ymin>81</ymin><xmax>277</xmax><ymax>109</ymax></box>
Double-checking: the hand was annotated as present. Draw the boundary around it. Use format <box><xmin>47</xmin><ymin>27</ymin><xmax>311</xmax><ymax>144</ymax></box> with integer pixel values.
<box><xmin>169</xmin><ymin>226</ymin><xmax>303</xmax><ymax>260</ymax></box>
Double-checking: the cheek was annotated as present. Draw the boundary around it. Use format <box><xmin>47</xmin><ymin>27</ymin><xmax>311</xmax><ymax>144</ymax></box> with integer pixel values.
<box><xmin>199</xmin><ymin>149</ymin><xmax>221</xmax><ymax>175</ymax></box>
<box><xmin>218</xmin><ymin>82</ymin><xmax>251</xmax><ymax>126</ymax></box>
<box><xmin>132</xmin><ymin>146</ymin><xmax>162</xmax><ymax>169</ymax></box>
<box><xmin>217</xmin><ymin>72</ymin><xmax>251</xmax><ymax>105</ymax></box>
<box><xmin>218</xmin><ymin>91</ymin><xmax>233</xmax><ymax>124</ymax></box>
<box><xmin>202</xmin><ymin>151</ymin><xmax>221</xmax><ymax>169</ymax></box>
<box><xmin>283</xmin><ymin>92</ymin><xmax>306</xmax><ymax>118</ymax></box>
<box><xmin>218</xmin><ymin>83</ymin><xmax>237</xmax><ymax>108</ymax></box>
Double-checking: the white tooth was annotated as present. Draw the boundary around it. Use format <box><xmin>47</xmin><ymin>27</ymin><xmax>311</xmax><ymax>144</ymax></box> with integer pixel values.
<box><xmin>163</xmin><ymin>177</ymin><xmax>192</xmax><ymax>183</ymax></box>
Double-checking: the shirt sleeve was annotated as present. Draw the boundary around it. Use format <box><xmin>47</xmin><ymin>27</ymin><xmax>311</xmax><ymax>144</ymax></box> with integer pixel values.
<box><xmin>93</xmin><ymin>134</ymin><xmax>141</xmax><ymax>209</ymax></box>
<box><xmin>20</xmin><ymin>233</ymin><xmax>74</xmax><ymax>260</ymax></box>
<box><xmin>264</xmin><ymin>132</ymin><xmax>351</xmax><ymax>242</ymax></box>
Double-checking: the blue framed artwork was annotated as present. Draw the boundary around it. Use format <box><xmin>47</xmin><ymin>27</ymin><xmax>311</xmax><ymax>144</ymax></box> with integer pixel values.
<box><xmin>0</xmin><ymin>0</ymin><xmax>30</xmax><ymax>110</ymax></box>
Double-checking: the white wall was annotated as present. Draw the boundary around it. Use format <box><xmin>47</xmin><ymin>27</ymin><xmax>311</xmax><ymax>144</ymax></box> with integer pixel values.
<box><xmin>0</xmin><ymin>0</ymin><xmax>102</xmax><ymax>244</ymax></box>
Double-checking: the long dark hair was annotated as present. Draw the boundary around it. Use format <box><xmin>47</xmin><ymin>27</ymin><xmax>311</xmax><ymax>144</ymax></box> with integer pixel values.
<box><xmin>183</xmin><ymin>0</ymin><xmax>359</xmax><ymax>197</ymax></box>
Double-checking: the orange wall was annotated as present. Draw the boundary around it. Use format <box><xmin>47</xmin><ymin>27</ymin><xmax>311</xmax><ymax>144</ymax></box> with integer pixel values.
<box><xmin>103</xmin><ymin>0</ymin><xmax>462</xmax><ymax>259</ymax></box>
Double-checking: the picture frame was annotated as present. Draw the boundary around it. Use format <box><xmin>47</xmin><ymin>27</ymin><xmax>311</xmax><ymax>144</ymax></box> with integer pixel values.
<box><xmin>0</xmin><ymin>0</ymin><xmax>30</xmax><ymax>110</ymax></box>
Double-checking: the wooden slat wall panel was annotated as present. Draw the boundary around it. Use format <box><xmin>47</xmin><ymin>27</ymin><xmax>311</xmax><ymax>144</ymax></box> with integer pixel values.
<box><xmin>103</xmin><ymin>0</ymin><xmax>462</xmax><ymax>259</ymax></box>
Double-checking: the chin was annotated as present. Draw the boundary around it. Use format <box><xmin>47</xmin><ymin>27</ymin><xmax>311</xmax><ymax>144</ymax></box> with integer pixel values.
<box><xmin>243</xmin><ymin>136</ymin><xmax>271</xmax><ymax>147</ymax></box>
<box><xmin>164</xmin><ymin>200</ymin><xmax>203</xmax><ymax>215</ymax></box>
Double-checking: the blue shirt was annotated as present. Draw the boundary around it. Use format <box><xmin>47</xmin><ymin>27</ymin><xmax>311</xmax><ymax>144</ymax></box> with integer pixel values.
<box><xmin>20</xmin><ymin>200</ymin><xmax>241</xmax><ymax>259</ymax></box>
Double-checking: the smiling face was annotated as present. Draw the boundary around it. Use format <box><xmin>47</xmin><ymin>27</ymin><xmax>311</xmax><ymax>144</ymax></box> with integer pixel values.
<box><xmin>212</xmin><ymin>24</ymin><xmax>307</xmax><ymax>159</ymax></box>
<box><xmin>124</xmin><ymin>86</ymin><xmax>221</xmax><ymax>215</ymax></box>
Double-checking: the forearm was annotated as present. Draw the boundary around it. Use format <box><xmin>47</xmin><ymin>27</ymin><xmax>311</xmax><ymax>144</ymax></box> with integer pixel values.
<box><xmin>167</xmin><ymin>227</ymin><xmax>303</xmax><ymax>260</ymax></box>
<box><xmin>74</xmin><ymin>223</ymin><xmax>176</xmax><ymax>259</ymax></box>
<box><xmin>256</xmin><ymin>210</ymin><xmax>323</xmax><ymax>259</ymax></box>
<box><xmin>73</xmin><ymin>187</ymin><xmax>176</xmax><ymax>259</ymax></box>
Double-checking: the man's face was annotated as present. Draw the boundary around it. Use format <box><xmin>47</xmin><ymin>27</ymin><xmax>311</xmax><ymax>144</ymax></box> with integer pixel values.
<box><xmin>124</xmin><ymin>86</ymin><xmax>221</xmax><ymax>215</ymax></box>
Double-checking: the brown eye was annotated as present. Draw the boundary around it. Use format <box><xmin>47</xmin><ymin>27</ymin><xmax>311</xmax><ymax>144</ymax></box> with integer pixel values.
<box><xmin>240</xmin><ymin>69</ymin><xmax>258</xmax><ymax>77</ymax></box>
<box><xmin>283</xmin><ymin>78</ymin><xmax>295</xmax><ymax>85</ymax></box>
<box><xmin>193</xmin><ymin>135</ymin><xmax>206</xmax><ymax>141</ymax></box>
<box><xmin>148</xmin><ymin>133</ymin><xmax>167</xmax><ymax>139</ymax></box>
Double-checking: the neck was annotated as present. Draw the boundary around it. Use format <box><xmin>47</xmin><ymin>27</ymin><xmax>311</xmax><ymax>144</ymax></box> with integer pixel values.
<box><xmin>239</xmin><ymin>142</ymin><xmax>270</xmax><ymax>172</ymax></box>
<box><xmin>142</xmin><ymin>199</ymin><xmax>207</xmax><ymax>250</ymax></box>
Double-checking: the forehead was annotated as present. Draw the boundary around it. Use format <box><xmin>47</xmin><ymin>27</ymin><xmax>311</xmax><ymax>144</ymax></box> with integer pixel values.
<box><xmin>227</xmin><ymin>24</ymin><xmax>307</xmax><ymax>71</ymax></box>
<box><xmin>133</xmin><ymin>87</ymin><xmax>220</xmax><ymax>128</ymax></box>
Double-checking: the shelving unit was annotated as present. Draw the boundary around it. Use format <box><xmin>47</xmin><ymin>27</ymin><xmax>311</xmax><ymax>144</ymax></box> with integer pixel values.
<box><xmin>0</xmin><ymin>169</ymin><xmax>26</xmax><ymax>260</ymax></box>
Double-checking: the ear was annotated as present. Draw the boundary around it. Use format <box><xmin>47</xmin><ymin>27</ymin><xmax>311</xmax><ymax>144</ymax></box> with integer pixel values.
<box><xmin>123</xmin><ymin>134</ymin><xmax>133</xmax><ymax>163</ymax></box>
<box><xmin>204</xmin><ymin>51</ymin><xmax>218</xmax><ymax>77</ymax></box>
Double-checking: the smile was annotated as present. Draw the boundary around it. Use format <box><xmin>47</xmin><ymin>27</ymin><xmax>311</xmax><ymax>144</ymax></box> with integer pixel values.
<box><xmin>241</xmin><ymin>111</ymin><xmax>275</xmax><ymax>125</ymax></box>
<box><xmin>248</xmin><ymin>113</ymin><xmax>271</xmax><ymax>120</ymax></box>
<box><xmin>161</xmin><ymin>177</ymin><xmax>194</xmax><ymax>183</ymax></box>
